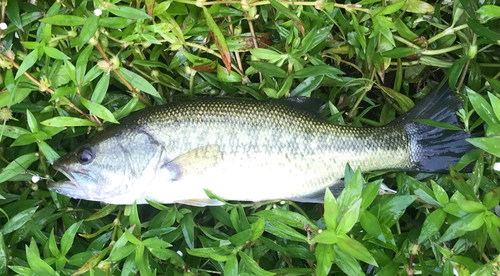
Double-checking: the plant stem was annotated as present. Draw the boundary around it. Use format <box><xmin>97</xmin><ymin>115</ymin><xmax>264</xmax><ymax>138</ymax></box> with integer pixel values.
<box><xmin>427</xmin><ymin>24</ymin><xmax>468</xmax><ymax>44</ymax></box>
<box><xmin>95</xmin><ymin>42</ymin><xmax>152</xmax><ymax>106</ymax></box>
<box><xmin>173</xmin><ymin>0</ymin><xmax>370</xmax><ymax>13</ymax></box>
<box><xmin>422</xmin><ymin>44</ymin><xmax>464</xmax><ymax>55</ymax></box>
<box><xmin>393</xmin><ymin>35</ymin><xmax>422</xmax><ymax>50</ymax></box>
<box><xmin>0</xmin><ymin>53</ymin><xmax>103</xmax><ymax>127</ymax></box>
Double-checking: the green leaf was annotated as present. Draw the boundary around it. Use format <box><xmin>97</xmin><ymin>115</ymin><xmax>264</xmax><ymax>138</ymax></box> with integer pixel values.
<box><xmin>449</xmin><ymin>165</ymin><xmax>479</xmax><ymax>201</ymax></box>
<box><xmin>290</xmin><ymin>75</ymin><xmax>324</xmax><ymax>97</ymax></box>
<box><xmin>143</xmin><ymin>238</ymin><xmax>172</xmax><ymax>249</ymax></box>
<box><xmin>15</xmin><ymin>48</ymin><xmax>39</xmax><ymax>79</ymax></box>
<box><xmin>294</xmin><ymin>65</ymin><xmax>344</xmax><ymax>79</ymax></box>
<box><xmin>268</xmin><ymin>0</ymin><xmax>304</xmax><ymax>36</ymax></box>
<box><xmin>91</xmin><ymin>73</ymin><xmax>110</xmax><ymax>104</ymax></box>
<box><xmin>225</xmin><ymin>254</ymin><xmax>238</xmax><ymax>276</ymax></box>
<box><xmin>456</xmin><ymin>197</ymin><xmax>487</xmax><ymax>213</ymax></box>
<box><xmin>337</xmin><ymin>168</ymin><xmax>363</xmax><ymax>215</ymax></box>
<box><xmin>431</xmin><ymin>180</ymin><xmax>449</xmax><ymax>206</ymax></box>
<box><xmin>116</xmin><ymin>67</ymin><xmax>160</xmax><ymax>98</ymax></box>
<box><xmin>315</xmin><ymin>244</ymin><xmax>334</xmax><ymax>276</ymax></box>
<box><xmin>128</xmin><ymin>201</ymin><xmax>141</xmax><ymax>236</ymax></box>
<box><xmin>26</xmin><ymin>238</ymin><xmax>58</xmax><ymax>276</ymax></box>
<box><xmin>265</xmin><ymin>220</ymin><xmax>307</xmax><ymax>242</ymax></box>
<box><xmin>336</xmin><ymin>234</ymin><xmax>377</xmax><ymax>266</ymax></box>
<box><xmin>250</xmin><ymin>48</ymin><xmax>284</xmax><ymax>60</ymax></box>
<box><xmin>301</xmin><ymin>25</ymin><xmax>333</xmax><ymax>53</ymax></box>
<box><xmin>418</xmin><ymin>208</ymin><xmax>446</xmax><ymax>244</ymax></box>
<box><xmin>476</xmin><ymin>5</ymin><xmax>500</xmax><ymax>22</ymax></box>
<box><xmin>61</xmin><ymin>220</ymin><xmax>83</xmax><ymax>256</ymax></box>
<box><xmin>148</xmin><ymin>248</ymin><xmax>184</xmax><ymax>265</ymax></box>
<box><xmin>229</xmin><ymin>229</ymin><xmax>253</xmax><ymax>246</ymax></box>
<box><xmin>336</xmin><ymin>199</ymin><xmax>361</xmax><ymax>234</ymax></box>
<box><xmin>41</xmin><ymin>117</ymin><xmax>98</xmax><ymax>127</ymax></box>
<box><xmin>239</xmin><ymin>251</ymin><xmax>275</xmax><ymax>276</ymax></box>
<box><xmin>333</xmin><ymin>245</ymin><xmax>365</xmax><ymax>276</ymax></box>
<box><xmin>250</xmin><ymin>217</ymin><xmax>265</xmax><ymax>242</ymax></box>
<box><xmin>248</xmin><ymin>61</ymin><xmax>287</xmax><ymax>78</ymax></box>
<box><xmin>414</xmin><ymin>119</ymin><xmax>463</xmax><ymax>131</ymax></box>
<box><xmin>99</xmin><ymin>17</ymin><xmax>132</xmax><ymax>29</ymax></box>
<box><xmin>312</xmin><ymin>229</ymin><xmax>339</xmax><ymax>244</ymax></box>
<box><xmin>50</xmin><ymin>87</ymin><xmax>77</xmax><ymax>101</ymax></box>
<box><xmin>439</xmin><ymin>212</ymin><xmax>485</xmax><ymax>242</ymax></box>
<box><xmin>0</xmin><ymin>234</ymin><xmax>8</xmax><ymax>275</ymax></box>
<box><xmin>1</xmin><ymin>206</ymin><xmax>37</xmax><ymax>235</ymax></box>
<box><xmin>78</xmin><ymin>15</ymin><xmax>99</xmax><ymax>47</ymax></box>
<box><xmin>85</xmin><ymin>205</ymin><xmax>117</xmax><ymax>221</ymax></box>
<box><xmin>256</xmin><ymin>209</ymin><xmax>317</xmax><ymax>230</ymax></box>
<box><xmin>0</xmin><ymin>152</ymin><xmax>39</xmax><ymax>183</ymax></box>
<box><xmin>468</xmin><ymin>88</ymin><xmax>500</xmax><ymax>125</ymax></box>
<box><xmin>324</xmin><ymin>188</ymin><xmax>339</xmax><ymax>230</ymax></box>
<box><xmin>187</xmin><ymin>247</ymin><xmax>231</xmax><ymax>261</ymax></box>
<box><xmin>381</xmin><ymin>48</ymin><xmax>421</xmax><ymax>58</ymax></box>
<box><xmin>76</xmin><ymin>45</ymin><xmax>94</xmax><ymax>86</ymax></box>
<box><xmin>43</xmin><ymin>46</ymin><xmax>70</xmax><ymax>60</ymax></box>
<box><xmin>467</xmin><ymin>19</ymin><xmax>500</xmax><ymax>41</ymax></box>
<box><xmin>203</xmin><ymin>7</ymin><xmax>232</xmax><ymax>74</ymax></box>
<box><xmin>360</xmin><ymin>210</ymin><xmax>385</xmax><ymax>242</ymax></box>
<box><xmin>180</xmin><ymin>212</ymin><xmax>195</xmax><ymax>249</ymax></box>
<box><xmin>5</xmin><ymin>0</ymin><xmax>23</xmax><ymax>31</ymax></box>
<box><xmin>40</xmin><ymin>15</ymin><xmax>86</xmax><ymax>26</ymax></box>
<box><xmin>467</xmin><ymin>137</ymin><xmax>500</xmax><ymax>157</ymax></box>
<box><xmin>26</xmin><ymin>109</ymin><xmax>38</xmax><ymax>133</ymax></box>
<box><xmin>80</xmin><ymin>97</ymin><xmax>118</xmax><ymax>123</ymax></box>
<box><xmin>38</xmin><ymin>141</ymin><xmax>60</xmax><ymax>163</ymax></box>
<box><xmin>108</xmin><ymin>5</ymin><xmax>151</xmax><ymax>19</ymax></box>
<box><xmin>217</xmin><ymin>64</ymin><xmax>242</xmax><ymax>83</ymax></box>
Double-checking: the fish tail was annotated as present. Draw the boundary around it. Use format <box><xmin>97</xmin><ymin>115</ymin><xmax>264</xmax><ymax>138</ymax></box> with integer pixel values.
<box><xmin>394</xmin><ymin>86</ymin><xmax>475</xmax><ymax>173</ymax></box>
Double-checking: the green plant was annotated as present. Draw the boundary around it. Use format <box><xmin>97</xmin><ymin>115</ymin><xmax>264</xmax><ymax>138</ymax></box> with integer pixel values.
<box><xmin>0</xmin><ymin>0</ymin><xmax>499</xmax><ymax>275</ymax></box>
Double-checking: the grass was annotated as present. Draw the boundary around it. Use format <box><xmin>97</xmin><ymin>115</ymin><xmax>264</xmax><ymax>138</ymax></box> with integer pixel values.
<box><xmin>0</xmin><ymin>0</ymin><xmax>499</xmax><ymax>275</ymax></box>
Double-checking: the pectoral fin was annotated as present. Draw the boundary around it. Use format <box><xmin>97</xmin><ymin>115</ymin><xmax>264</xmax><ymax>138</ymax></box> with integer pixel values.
<box><xmin>161</xmin><ymin>146</ymin><xmax>223</xmax><ymax>181</ymax></box>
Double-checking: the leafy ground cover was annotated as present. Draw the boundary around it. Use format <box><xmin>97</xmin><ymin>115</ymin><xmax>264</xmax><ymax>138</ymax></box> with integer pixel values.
<box><xmin>0</xmin><ymin>0</ymin><xmax>499</xmax><ymax>275</ymax></box>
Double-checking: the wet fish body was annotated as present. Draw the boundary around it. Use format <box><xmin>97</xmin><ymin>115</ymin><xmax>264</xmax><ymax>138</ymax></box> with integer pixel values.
<box><xmin>50</xmin><ymin>87</ymin><xmax>473</xmax><ymax>206</ymax></box>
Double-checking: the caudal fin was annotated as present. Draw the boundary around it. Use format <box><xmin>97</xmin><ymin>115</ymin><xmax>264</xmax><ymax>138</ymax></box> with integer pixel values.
<box><xmin>395</xmin><ymin>86</ymin><xmax>475</xmax><ymax>173</ymax></box>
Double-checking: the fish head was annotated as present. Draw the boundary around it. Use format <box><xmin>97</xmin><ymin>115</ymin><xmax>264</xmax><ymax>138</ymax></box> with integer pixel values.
<box><xmin>48</xmin><ymin>132</ymin><xmax>142</xmax><ymax>202</ymax></box>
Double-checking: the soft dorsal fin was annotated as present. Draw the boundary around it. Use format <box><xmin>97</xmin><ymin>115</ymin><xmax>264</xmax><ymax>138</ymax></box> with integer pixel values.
<box><xmin>276</xmin><ymin>97</ymin><xmax>324</xmax><ymax>115</ymax></box>
<box><xmin>161</xmin><ymin>146</ymin><xmax>223</xmax><ymax>181</ymax></box>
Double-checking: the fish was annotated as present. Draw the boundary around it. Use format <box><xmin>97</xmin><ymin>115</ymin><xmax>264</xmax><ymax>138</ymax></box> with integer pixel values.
<box><xmin>48</xmin><ymin>86</ymin><xmax>474</xmax><ymax>206</ymax></box>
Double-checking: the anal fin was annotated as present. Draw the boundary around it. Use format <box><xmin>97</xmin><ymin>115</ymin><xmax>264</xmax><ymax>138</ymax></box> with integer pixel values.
<box><xmin>174</xmin><ymin>198</ymin><xmax>226</xmax><ymax>207</ymax></box>
<box><xmin>288</xmin><ymin>180</ymin><xmax>344</xmax><ymax>203</ymax></box>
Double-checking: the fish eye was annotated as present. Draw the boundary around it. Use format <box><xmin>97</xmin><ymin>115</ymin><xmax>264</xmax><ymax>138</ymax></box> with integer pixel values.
<box><xmin>78</xmin><ymin>148</ymin><xmax>94</xmax><ymax>165</ymax></box>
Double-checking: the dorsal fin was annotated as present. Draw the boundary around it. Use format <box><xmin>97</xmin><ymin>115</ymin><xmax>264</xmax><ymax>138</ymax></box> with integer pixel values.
<box><xmin>276</xmin><ymin>97</ymin><xmax>324</xmax><ymax>115</ymax></box>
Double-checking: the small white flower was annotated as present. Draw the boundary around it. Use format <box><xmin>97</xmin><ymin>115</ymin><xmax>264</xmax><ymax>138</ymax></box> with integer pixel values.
<box><xmin>14</xmin><ymin>32</ymin><xmax>19</xmax><ymax>38</ymax></box>
<box><xmin>31</xmin><ymin>174</ymin><xmax>40</xmax><ymax>183</ymax></box>
<box><xmin>494</xmin><ymin>162</ymin><xmax>500</xmax><ymax>171</ymax></box>
<box><xmin>94</xmin><ymin>8</ymin><xmax>102</xmax><ymax>16</ymax></box>
<box><xmin>0</xmin><ymin>23</ymin><xmax>7</xmax><ymax>30</ymax></box>
<box><xmin>176</xmin><ymin>250</ymin><xmax>183</xmax><ymax>257</ymax></box>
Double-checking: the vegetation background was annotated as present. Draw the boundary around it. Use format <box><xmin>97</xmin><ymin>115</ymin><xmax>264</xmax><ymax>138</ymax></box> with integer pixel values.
<box><xmin>0</xmin><ymin>0</ymin><xmax>499</xmax><ymax>274</ymax></box>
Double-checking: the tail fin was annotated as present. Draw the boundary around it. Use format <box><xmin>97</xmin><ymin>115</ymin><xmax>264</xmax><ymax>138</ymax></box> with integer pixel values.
<box><xmin>394</xmin><ymin>86</ymin><xmax>475</xmax><ymax>173</ymax></box>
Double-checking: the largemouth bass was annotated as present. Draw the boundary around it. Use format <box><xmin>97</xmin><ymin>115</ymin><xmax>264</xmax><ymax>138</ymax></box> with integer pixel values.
<box><xmin>49</xmin><ymin>87</ymin><xmax>474</xmax><ymax>206</ymax></box>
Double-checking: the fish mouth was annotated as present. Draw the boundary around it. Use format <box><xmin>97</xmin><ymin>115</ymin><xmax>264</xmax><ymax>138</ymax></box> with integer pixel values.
<box><xmin>47</xmin><ymin>167</ymin><xmax>90</xmax><ymax>199</ymax></box>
